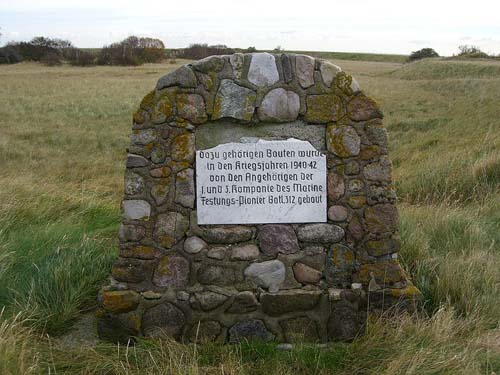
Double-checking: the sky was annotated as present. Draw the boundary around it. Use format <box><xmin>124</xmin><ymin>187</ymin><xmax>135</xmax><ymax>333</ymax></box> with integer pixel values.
<box><xmin>1</xmin><ymin>0</ymin><xmax>500</xmax><ymax>56</ymax></box>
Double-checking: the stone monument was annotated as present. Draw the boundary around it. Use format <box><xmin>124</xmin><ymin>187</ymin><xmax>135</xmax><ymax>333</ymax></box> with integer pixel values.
<box><xmin>97</xmin><ymin>52</ymin><xmax>421</xmax><ymax>344</ymax></box>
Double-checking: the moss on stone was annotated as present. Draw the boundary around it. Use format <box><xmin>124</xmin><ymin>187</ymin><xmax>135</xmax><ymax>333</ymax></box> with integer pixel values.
<box><xmin>102</xmin><ymin>290</ymin><xmax>140</xmax><ymax>313</ymax></box>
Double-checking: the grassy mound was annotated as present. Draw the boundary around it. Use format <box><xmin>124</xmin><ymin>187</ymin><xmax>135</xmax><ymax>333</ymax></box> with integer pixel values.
<box><xmin>391</xmin><ymin>59</ymin><xmax>500</xmax><ymax>80</ymax></box>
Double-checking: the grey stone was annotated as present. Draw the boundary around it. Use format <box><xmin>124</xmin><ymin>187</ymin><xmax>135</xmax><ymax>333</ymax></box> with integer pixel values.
<box><xmin>257</xmin><ymin>88</ymin><xmax>300</xmax><ymax>122</ymax></box>
<box><xmin>281</xmin><ymin>54</ymin><xmax>292</xmax><ymax>83</ymax></box>
<box><xmin>142</xmin><ymin>303</ymin><xmax>186</xmax><ymax>338</ymax></box>
<box><xmin>142</xmin><ymin>290</ymin><xmax>162</xmax><ymax>300</ymax></box>
<box><xmin>200</xmin><ymin>226</ymin><xmax>254</xmax><ymax>244</ymax></box>
<box><xmin>345</xmin><ymin>161</ymin><xmax>360</xmax><ymax>175</ymax></box>
<box><xmin>229</xmin><ymin>53</ymin><xmax>244</xmax><ymax>78</ymax></box>
<box><xmin>319</xmin><ymin>60</ymin><xmax>342</xmax><ymax>87</ymax></box>
<box><xmin>327</xmin><ymin>172</ymin><xmax>345</xmax><ymax>201</ymax></box>
<box><xmin>192</xmin><ymin>291</ymin><xmax>229</xmax><ymax>311</ymax></box>
<box><xmin>177</xmin><ymin>291</ymin><xmax>190</xmax><ymax>301</ymax></box>
<box><xmin>197</xmin><ymin>265</ymin><xmax>237</xmax><ymax>286</ymax></box>
<box><xmin>228</xmin><ymin>319</ymin><xmax>275</xmax><ymax>343</ymax></box>
<box><xmin>153</xmin><ymin>212</ymin><xmax>189</xmax><ymax>248</ymax></box>
<box><xmin>118</xmin><ymin>224</ymin><xmax>146</xmax><ymax>242</ymax></box>
<box><xmin>171</xmin><ymin>133</ymin><xmax>195</xmax><ymax>163</ymax></box>
<box><xmin>212</xmin><ymin>79</ymin><xmax>256</xmax><ymax>121</ymax></box>
<box><xmin>297</xmin><ymin>224</ymin><xmax>344</xmax><ymax>243</ymax></box>
<box><xmin>350</xmin><ymin>77</ymin><xmax>361</xmax><ymax>93</ymax></box>
<box><xmin>295</xmin><ymin>55</ymin><xmax>315</xmax><ymax>88</ymax></box>
<box><xmin>175</xmin><ymin>168</ymin><xmax>195</xmax><ymax>208</ymax></box>
<box><xmin>292</xmin><ymin>262</ymin><xmax>322</xmax><ymax>284</ymax></box>
<box><xmin>364</xmin><ymin>156</ymin><xmax>392</xmax><ymax>182</ymax></box>
<box><xmin>184</xmin><ymin>236</ymin><xmax>208</xmax><ymax>254</ymax></box>
<box><xmin>153</xmin><ymin>255</ymin><xmax>189</xmax><ymax>288</ymax></box>
<box><xmin>244</xmin><ymin>260</ymin><xmax>285</xmax><ymax>292</ymax></box>
<box><xmin>124</xmin><ymin>171</ymin><xmax>145</xmax><ymax>195</ymax></box>
<box><xmin>126</xmin><ymin>154</ymin><xmax>149</xmax><ymax>168</ymax></box>
<box><xmin>260</xmin><ymin>290</ymin><xmax>321</xmax><ymax>316</ymax></box>
<box><xmin>130</xmin><ymin>129</ymin><xmax>156</xmax><ymax>145</ymax></box>
<box><xmin>150</xmin><ymin>145</ymin><xmax>167</xmax><ymax>164</ymax></box>
<box><xmin>366</xmin><ymin>124</ymin><xmax>388</xmax><ymax>146</ymax></box>
<box><xmin>327</xmin><ymin>125</ymin><xmax>361</xmax><ymax>158</ymax></box>
<box><xmin>258</xmin><ymin>225</ymin><xmax>299</xmax><ymax>257</ymax></box>
<box><xmin>348</xmin><ymin>179</ymin><xmax>364</xmax><ymax>192</ymax></box>
<box><xmin>247</xmin><ymin>53</ymin><xmax>279</xmax><ymax>87</ymax></box>
<box><xmin>207</xmin><ymin>247</ymin><xmax>226</xmax><ymax>260</ymax></box>
<box><xmin>192</xmin><ymin>56</ymin><xmax>225</xmax><ymax>73</ymax></box>
<box><xmin>157</xmin><ymin>65</ymin><xmax>197</xmax><ymax>89</ymax></box>
<box><xmin>122</xmin><ymin>200</ymin><xmax>151</xmax><ymax>221</ymax></box>
<box><xmin>277</xmin><ymin>343</ymin><xmax>293</xmax><ymax>350</ymax></box>
<box><xmin>150</xmin><ymin>178</ymin><xmax>171</xmax><ymax>206</ymax></box>
<box><xmin>327</xmin><ymin>205</ymin><xmax>349</xmax><ymax>222</ymax></box>
<box><xmin>226</xmin><ymin>291</ymin><xmax>258</xmax><ymax>313</ymax></box>
<box><xmin>231</xmin><ymin>244</ymin><xmax>260</xmax><ymax>260</ymax></box>
<box><xmin>176</xmin><ymin>93</ymin><xmax>207</xmax><ymax>124</ymax></box>
<box><xmin>187</xmin><ymin>320</ymin><xmax>222</xmax><ymax>343</ymax></box>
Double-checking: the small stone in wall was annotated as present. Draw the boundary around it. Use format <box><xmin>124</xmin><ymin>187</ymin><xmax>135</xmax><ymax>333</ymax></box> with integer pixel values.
<box><xmin>199</xmin><ymin>226</ymin><xmax>254</xmax><ymax>244</ymax></box>
<box><xmin>366</xmin><ymin>236</ymin><xmax>401</xmax><ymax>257</ymax></box>
<box><xmin>192</xmin><ymin>291</ymin><xmax>229</xmax><ymax>311</ymax></box>
<box><xmin>157</xmin><ymin>65</ymin><xmax>197</xmax><ymax>89</ymax></box>
<box><xmin>212</xmin><ymin>80</ymin><xmax>257</xmax><ymax>122</ymax></box>
<box><xmin>102</xmin><ymin>290</ymin><xmax>140</xmax><ymax>314</ymax></box>
<box><xmin>118</xmin><ymin>224</ymin><xmax>146</xmax><ymax>242</ymax></box>
<box><xmin>297</xmin><ymin>224</ymin><xmax>344</xmax><ymax>243</ymax></box>
<box><xmin>258</xmin><ymin>225</ymin><xmax>299</xmax><ymax>257</ymax></box>
<box><xmin>152</xmin><ymin>254</ymin><xmax>190</xmax><ymax>288</ymax></box>
<box><xmin>365</xmin><ymin>204</ymin><xmax>399</xmax><ymax>234</ymax></box>
<box><xmin>206</xmin><ymin>247</ymin><xmax>226</xmax><ymax>260</ymax></box>
<box><xmin>319</xmin><ymin>60</ymin><xmax>342</xmax><ymax>87</ymax></box>
<box><xmin>229</xmin><ymin>53</ymin><xmax>244</xmax><ymax>79</ymax></box>
<box><xmin>244</xmin><ymin>260</ymin><xmax>286</xmax><ymax>293</ymax></box>
<box><xmin>142</xmin><ymin>302</ymin><xmax>186</xmax><ymax>338</ymax></box>
<box><xmin>228</xmin><ymin>319</ymin><xmax>275</xmax><ymax>343</ymax></box>
<box><xmin>153</xmin><ymin>212</ymin><xmax>189</xmax><ymax>248</ymax></box>
<box><xmin>197</xmin><ymin>265</ymin><xmax>238</xmax><ymax>286</ymax></box>
<box><xmin>293</xmin><ymin>262</ymin><xmax>322</xmax><ymax>284</ymax></box>
<box><xmin>347</xmin><ymin>94</ymin><xmax>383</xmax><ymax>122</ymax></box>
<box><xmin>184</xmin><ymin>236</ymin><xmax>208</xmax><ymax>254</ymax></box>
<box><xmin>171</xmin><ymin>133</ymin><xmax>195</xmax><ymax>163</ymax></box>
<box><xmin>258</xmin><ymin>88</ymin><xmax>300</xmax><ymax>122</ymax></box>
<box><xmin>192</xmin><ymin>56</ymin><xmax>225</xmax><ymax>73</ymax></box>
<box><xmin>364</xmin><ymin>156</ymin><xmax>392</xmax><ymax>182</ymax></box>
<box><xmin>176</xmin><ymin>93</ymin><xmax>207</xmax><ymax>124</ymax></box>
<box><xmin>281</xmin><ymin>54</ymin><xmax>292</xmax><ymax>83</ymax></box>
<box><xmin>124</xmin><ymin>172</ymin><xmax>145</xmax><ymax>195</ymax></box>
<box><xmin>122</xmin><ymin>200</ymin><xmax>151</xmax><ymax>221</ymax></box>
<box><xmin>327</xmin><ymin>172</ymin><xmax>345</xmax><ymax>201</ymax></box>
<box><xmin>247</xmin><ymin>53</ymin><xmax>279</xmax><ymax>87</ymax></box>
<box><xmin>328</xmin><ymin>205</ymin><xmax>349</xmax><ymax>222</ymax></box>
<box><xmin>226</xmin><ymin>291</ymin><xmax>258</xmax><ymax>313</ymax></box>
<box><xmin>305</xmin><ymin>94</ymin><xmax>344</xmax><ymax>123</ymax></box>
<box><xmin>126</xmin><ymin>154</ymin><xmax>149</xmax><ymax>168</ymax></box>
<box><xmin>150</xmin><ymin>177</ymin><xmax>172</xmax><ymax>205</ymax></box>
<box><xmin>295</xmin><ymin>55</ymin><xmax>315</xmax><ymax>88</ymax></box>
<box><xmin>175</xmin><ymin>168</ymin><xmax>195</xmax><ymax>208</ymax></box>
<box><xmin>230</xmin><ymin>244</ymin><xmax>260</xmax><ymax>260</ymax></box>
<box><xmin>326</xmin><ymin>125</ymin><xmax>361</xmax><ymax>158</ymax></box>
<box><xmin>260</xmin><ymin>289</ymin><xmax>322</xmax><ymax>316</ymax></box>
<box><xmin>130</xmin><ymin>129</ymin><xmax>156</xmax><ymax>145</ymax></box>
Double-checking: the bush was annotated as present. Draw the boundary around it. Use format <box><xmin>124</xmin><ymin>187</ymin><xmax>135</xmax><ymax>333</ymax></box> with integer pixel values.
<box><xmin>407</xmin><ymin>48</ymin><xmax>439</xmax><ymax>62</ymax></box>
<box><xmin>8</xmin><ymin>37</ymin><xmax>73</xmax><ymax>63</ymax></box>
<box><xmin>179</xmin><ymin>43</ymin><xmax>235</xmax><ymax>60</ymax></box>
<box><xmin>0</xmin><ymin>46</ymin><xmax>23</xmax><ymax>64</ymax></box>
<box><xmin>41</xmin><ymin>51</ymin><xmax>62</xmax><ymax>66</ymax></box>
<box><xmin>65</xmin><ymin>48</ymin><xmax>96</xmax><ymax>66</ymax></box>
<box><xmin>457</xmin><ymin>45</ymin><xmax>489</xmax><ymax>58</ymax></box>
<box><xmin>98</xmin><ymin>36</ymin><xmax>165</xmax><ymax>66</ymax></box>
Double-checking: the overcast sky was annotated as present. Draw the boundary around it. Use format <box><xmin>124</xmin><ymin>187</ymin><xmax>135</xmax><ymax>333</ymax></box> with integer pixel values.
<box><xmin>1</xmin><ymin>0</ymin><xmax>499</xmax><ymax>56</ymax></box>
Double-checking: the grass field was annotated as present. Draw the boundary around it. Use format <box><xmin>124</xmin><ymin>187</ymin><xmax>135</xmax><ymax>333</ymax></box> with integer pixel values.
<box><xmin>0</xmin><ymin>57</ymin><xmax>499</xmax><ymax>374</ymax></box>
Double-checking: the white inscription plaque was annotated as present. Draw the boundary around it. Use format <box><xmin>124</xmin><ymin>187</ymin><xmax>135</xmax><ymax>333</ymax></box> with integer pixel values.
<box><xmin>196</xmin><ymin>139</ymin><xmax>327</xmax><ymax>224</ymax></box>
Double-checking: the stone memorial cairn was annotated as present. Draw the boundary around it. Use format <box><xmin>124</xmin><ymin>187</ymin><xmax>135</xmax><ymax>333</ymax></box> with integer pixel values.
<box><xmin>98</xmin><ymin>53</ymin><xmax>421</xmax><ymax>344</ymax></box>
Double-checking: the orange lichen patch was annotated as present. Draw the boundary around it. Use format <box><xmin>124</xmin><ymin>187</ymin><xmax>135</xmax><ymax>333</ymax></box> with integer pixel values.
<box><xmin>120</xmin><ymin>245</ymin><xmax>159</xmax><ymax>260</ymax></box>
<box><xmin>347</xmin><ymin>196</ymin><xmax>367</xmax><ymax>208</ymax></box>
<box><xmin>388</xmin><ymin>284</ymin><xmax>422</xmax><ymax>299</ymax></box>
<box><xmin>133</xmin><ymin>110</ymin><xmax>145</xmax><ymax>124</ymax></box>
<box><xmin>305</xmin><ymin>94</ymin><xmax>345</xmax><ymax>123</ymax></box>
<box><xmin>140</xmin><ymin>90</ymin><xmax>157</xmax><ymax>110</ymax></box>
<box><xmin>150</xmin><ymin>166</ymin><xmax>172</xmax><ymax>178</ymax></box>
<box><xmin>356</xmin><ymin>261</ymin><xmax>408</xmax><ymax>285</ymax></box>
<box><xmin>359</xmin><ymin>145</ymin><xmax>382</xmax><ymax>160</ymax></box>
<box><xmin>335</xmin><ymin>73</ymin><xmax>354</xmax><ymax>94</ymax></box>
<box><xmin>171</xmin><ymin>133</ymin><xmax>195</xmax><ymax>163</ymax></box>
<box><xmin>102</xmin><ymin>290</ymin><xmax>140</xmax><ymax>313</ymax></box>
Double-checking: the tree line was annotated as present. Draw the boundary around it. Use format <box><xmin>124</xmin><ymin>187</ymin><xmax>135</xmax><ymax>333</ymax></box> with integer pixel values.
<box><xmin>0</xmin><ymin>36</ymin><xmax>166</xmax><ymax>66</ymax></box>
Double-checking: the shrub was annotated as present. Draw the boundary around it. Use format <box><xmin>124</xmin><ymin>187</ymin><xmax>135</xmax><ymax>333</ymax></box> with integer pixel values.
<box><xmin>457</xmin><ymin>45</ymin><xmax>489</xmax><ymax>58</ymax></box>
<box><xmin>246</xmin><ymin>46</ymin><xmax>257</xmax><ymax>53</ymax></box>
<box><xmin>65</xmin><ymin>48</ymin><xmax>97</xmax><ymax>66</ymax></box>
<box><xmin>0</xmin><ymin>46</ymin><xmax>23</xmax><ymax>64</ymax></box>
<box><xmin>97</xmin><ymin>36</ymin><xmax>165</xmax><ymax>66</ymax></box>
<box><xmin>40</xmin><ymin>51</ymin><xmax>62</xmax><ymax>66</ymax></box>
<box><xmin>8</xmin><ymin>37</ymin><xmax>73</xmax><ymax>62</ymax></box>
<box><xmin>407</xmin><ymin>48</ymin><xmax>439</xmax><ymax>62</ymax></box>
<box><xmin>179</xmin><ymin>43</ymin><xmax>235</xmax><ymax>60</ymax></box>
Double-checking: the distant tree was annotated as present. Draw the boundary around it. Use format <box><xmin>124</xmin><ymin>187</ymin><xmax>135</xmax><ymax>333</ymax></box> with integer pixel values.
<box><xmin>457</xmin><ymin>45</ymin><xmax>489</xmax><ymax>58</ymax></box>
<box><xmin>8</xmin><ymin>36</ymin><xmax>74</xmax><ymax>62</ymax></box>
<box><xmin>41</xmin><ymin>51</ymin><xmax>62</xmax><ymax>66</ymax></box>
<box><xmin>66</xmin><ymin>48</ymin><xmax>96</xmax><ymax>66</ymax></box>
<box><xmin>0</xmin><ymin>46</ymin><xmax>23</xmax><ymax>64</ymax></box>
<box><xmin>179</xmin><ymin>43</ymin><xmax>235</xmax><ymax>60</ymax></box>
<box><xmin>407</xmin><ymin>48</ymin><xmax>439</xmax><ymax>62</ymax></box>
<box><xmin>273</xmin><ymin>45</ymin><xmax>284</xmax><ymax>52</ymax></box>
<box><xmin>245</xmin><ymin>46</ymin><xmax>257</xmax><ymax>53</ymax></box>
<box><xmin>98</xmin><ymin>36</ymin><xmax>165</xmax><ymax>66</ymax></box>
